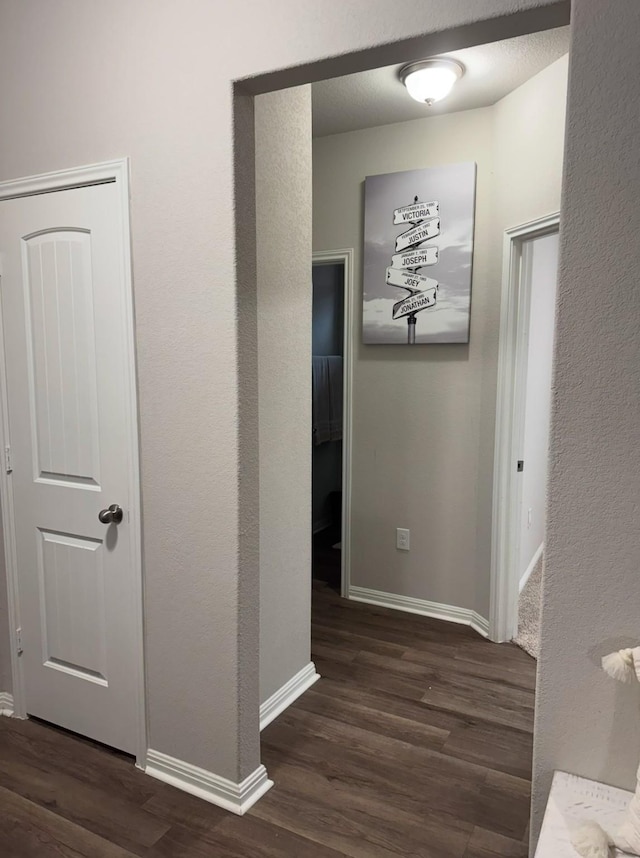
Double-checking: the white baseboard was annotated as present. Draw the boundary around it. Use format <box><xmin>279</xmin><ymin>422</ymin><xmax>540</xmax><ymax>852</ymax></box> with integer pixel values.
<box><xmin>145</xmin><ymin>750</ymin><xmax>273</xmax><ymax>815</ymax></box>
<box><xmin>348</xmin><ymin>586</ymin><xmax>489</xmax><ymax>638</ymax></box>
<box><xmin>519</xmin><ymin>543</ymin><xmax>544</xmax><ymax>593</ymax></box>
<box><xmin>260</xmin><ymin>661</ymin><xmax>320</xmax><ymax>731</ymax></box>
<box><xmin>0</xmin><ymin>692</ymin><xmax>14</xmax><ymax>716</ymax></box>
<box><xmin>469</xmin><ymin>612</ymin><xmax>490</xmax><ymax>638</ymax></box>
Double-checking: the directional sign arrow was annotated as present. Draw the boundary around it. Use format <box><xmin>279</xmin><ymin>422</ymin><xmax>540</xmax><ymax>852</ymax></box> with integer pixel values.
<box><xmin>386</xmin><ymin>267</ymin><xmax>438</xmax><ymax>293</ymax></box>
<box><xmin>390</xmin><ymin>246</ymin><xmax>438</xmax><ymax>269</ymax></box>
<box><xmin>395</xmin><ymin>217</ymin><xmax>440</xmax><ymax>253</ymax></box>
<box><xmin>392</xmin><ymin>288</ymin><xmax>437</xmax><ymax>320</ymax></box>
<box><xmin>393</xmin><ymin>200</ymin><xmax>439</xmax><ymax>224</ymax></box>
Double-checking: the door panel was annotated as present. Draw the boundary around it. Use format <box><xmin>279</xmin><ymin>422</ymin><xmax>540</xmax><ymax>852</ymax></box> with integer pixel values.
<box><xmin>38</xmin><ymin>528</ymin><xmax>107</xmax><ymax>684</ymax></box>
<box><xmin>0</xmin><ymin>180</ymin><xmax>140</xmax><ymax>754</ymax></box>
<box><xmin>24</xmin><ymin>230</ymin><xmax>100</xmax><ymax>486</ymax></box>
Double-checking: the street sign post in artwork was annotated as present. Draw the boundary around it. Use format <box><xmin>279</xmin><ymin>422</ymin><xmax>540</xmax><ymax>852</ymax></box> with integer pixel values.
<box><xmin>363</xmin><ymin>161</ymin><xmax>476</xmax><ymax>344</ymax></box>
<box><xmin>386</xmin><ymin>268</ymin><xmax>438</xmax><ymax>292</ymax></box>
<box><xmin>393</xmin><ymin>201</ymin><xmax>439</xmax><ymax>224</ymax></box>
<box><xmin>386</xmin><ymin>196</ymin><xmax>441</xmax><ymax>344</ymax></box>
<box><xmin>393</xmin><ymin>288</ymin><xmax>437</xmax><ymax>320</ymax></box>
<box><xmin>395</xmin><ymin>217</ymin><xmax>440</xmax><ymax>253</ymax></box>
<box><xmin>390</xmin><ymin>247</ymin><xmax>438</xmax><ymax>269</ymax></box>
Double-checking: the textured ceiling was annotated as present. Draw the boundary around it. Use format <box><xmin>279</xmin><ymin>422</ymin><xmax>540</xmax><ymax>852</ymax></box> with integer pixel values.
<box><xmin>312</xmin><ymin>27</ymin><xmax>570</xmax><ymax>138</ymax></box>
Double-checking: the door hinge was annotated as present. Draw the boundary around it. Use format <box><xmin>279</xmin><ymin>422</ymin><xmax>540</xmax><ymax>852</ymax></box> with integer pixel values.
<box><xmin>517</xmin><ymin>460</ymin><xmax>524</xmax><ymax>472</ymax></box>
<box><xmin>15</xmin><ymin>627</ymin><xmax>22</xmax><ymax>655</ymax></box>
<box><xmin>4</xmin><ymin>445</ymin><xmax>12</xmax><ymax>474</ymax></box>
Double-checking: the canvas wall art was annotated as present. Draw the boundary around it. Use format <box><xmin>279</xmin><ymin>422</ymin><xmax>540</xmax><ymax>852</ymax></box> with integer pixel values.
<box><xmin>362</xmin><ymin>162</ymin><xmax>476</xmax><ymax>344</ymax></box>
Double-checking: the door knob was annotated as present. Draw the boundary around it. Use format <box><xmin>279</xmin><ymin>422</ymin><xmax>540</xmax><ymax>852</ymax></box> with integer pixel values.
<box><xmin>98</xmin><ymin>504</ymin><xmax>124</xmax><ymax>525</ymax></box>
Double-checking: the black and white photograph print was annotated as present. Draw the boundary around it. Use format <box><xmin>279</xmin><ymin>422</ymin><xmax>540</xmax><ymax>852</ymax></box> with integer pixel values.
<box><xmin>362</xmin><ymin>162</ymin><xmax>476</xmax><ymax>344</ymax></box>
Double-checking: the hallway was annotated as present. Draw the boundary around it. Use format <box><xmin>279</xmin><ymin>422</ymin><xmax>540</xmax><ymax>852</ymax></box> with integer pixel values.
<box><xmin>0</xmin><ymin>585</ymin><xmax>535</xmax><ymax>857</ymax></box>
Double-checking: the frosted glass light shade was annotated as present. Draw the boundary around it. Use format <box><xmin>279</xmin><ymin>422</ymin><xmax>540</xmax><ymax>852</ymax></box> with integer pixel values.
<box><xmin>400</xmin><ymin>59</ymin><xmax>464</xmax><ymax>105</ymax></box>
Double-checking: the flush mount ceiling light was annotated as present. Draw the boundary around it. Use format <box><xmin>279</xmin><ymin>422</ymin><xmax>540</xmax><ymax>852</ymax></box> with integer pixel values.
<box><xmin>399</xmin><ymin>58</ymin><xmax>465</xmax><ymax>106</ymax></box>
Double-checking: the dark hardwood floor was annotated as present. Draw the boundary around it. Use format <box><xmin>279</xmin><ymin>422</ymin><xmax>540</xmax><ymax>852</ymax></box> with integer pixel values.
<box><xmin>0</xmin><ymin>579</ymin><xmax>536</xmax><ymax>857</ymax></box>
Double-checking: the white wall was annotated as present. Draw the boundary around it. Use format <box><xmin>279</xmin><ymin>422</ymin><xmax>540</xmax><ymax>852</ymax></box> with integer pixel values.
<box><xmin>0</xmin><ymin>0</ymin><xmax>574</xmax><ymax>797</ymax></box>
<box><xmin>533</xmin><ymin>0</ymin><xmax>640</xmax><ymax>845</ymax></box>
<box><xmin>256</xmin><ymin>86</ymin><xmax>314</xmax><ymax>706</ymax></box>
<box><xmin>518</xmin><ymin>232</ymin><xmax>559</xmax><ymax>585</ymax></box>
<box><xmin>313</xmin><ymin>56</ymin><xmax>568</xmax><ymax>620</ymax></box>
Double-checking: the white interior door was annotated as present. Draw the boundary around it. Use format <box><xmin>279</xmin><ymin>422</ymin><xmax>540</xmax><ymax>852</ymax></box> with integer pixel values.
<box><xmin>516</xmin><ymin>232</ymin><xmax>559</xmax><ymax>590</ymax></box>
<box><xmin>0</xmin><ymin>176</ymin><xmax>142</xmax><ymax>755</ymax></box>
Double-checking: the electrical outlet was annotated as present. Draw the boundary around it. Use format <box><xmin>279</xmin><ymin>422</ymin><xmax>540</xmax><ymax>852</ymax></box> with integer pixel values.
<box><xmin>527</xmin><ymin>508</ymin><xmax>532</xmax><ymax>528</ymax></box>
<box><xmin>396</xmin><ymin>528</ymin><xmax>410</xmax><ymax>551</ymax></box>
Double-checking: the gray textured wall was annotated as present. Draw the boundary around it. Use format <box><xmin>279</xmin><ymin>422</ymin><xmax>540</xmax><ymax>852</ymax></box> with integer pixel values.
<box><xmin>0</xmin><ymin>0</ymin><xmax>569</xmax><ymax>787</ymax></box>
<box><xmin>533</xmin><ymin>0</ymin><xmax>640</xmax><ymax>844</ymax></box>
<box><xmin>256</xmin><ymin>86</ymin><xmax>314</xmax><ymax>705</ymax></box>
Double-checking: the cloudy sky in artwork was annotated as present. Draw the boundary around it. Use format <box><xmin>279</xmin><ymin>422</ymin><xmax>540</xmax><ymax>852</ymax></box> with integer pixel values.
<box><xmin>363</xmin><ymin>162</ymin><xmax>476</xmax><ymax>344</ymax></box>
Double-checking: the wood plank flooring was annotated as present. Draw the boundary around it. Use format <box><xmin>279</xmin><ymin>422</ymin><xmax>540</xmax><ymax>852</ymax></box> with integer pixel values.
<box><xmin>0</xmin><ymin>580</ymin><xmax>536</xmax><ymax>856</ymax></box>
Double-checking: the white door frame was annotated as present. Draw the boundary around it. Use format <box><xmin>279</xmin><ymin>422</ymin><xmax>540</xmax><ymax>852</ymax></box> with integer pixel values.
<box><xmin>489</xmin><ymin>212</ymin><xmax>560</xmax><ymax>642</ymax></box>
<box><xmin>0</xmin><ymin>159</ymin><xmax>147</xmax><ymax>767</ymax></box>
<box><xmin>312</xmin><ymin>248</ymin><xmax>354</xmax><ymax>598</ymax></box>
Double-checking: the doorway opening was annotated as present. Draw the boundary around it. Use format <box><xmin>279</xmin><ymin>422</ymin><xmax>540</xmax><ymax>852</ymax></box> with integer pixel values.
<box><xmin>311</xmin><ymin>249</ymin><xmax>353</xmax><ymax>597</ymax></box>
<box><xmin>257</xmin><ymin>18</ymin><xmax>568</xmax><ymax>850</ymax></box>
<box><xmin>491</xmin><ymin>214</ymin><xmax>560</xmax><ymax>651</ymax></box>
